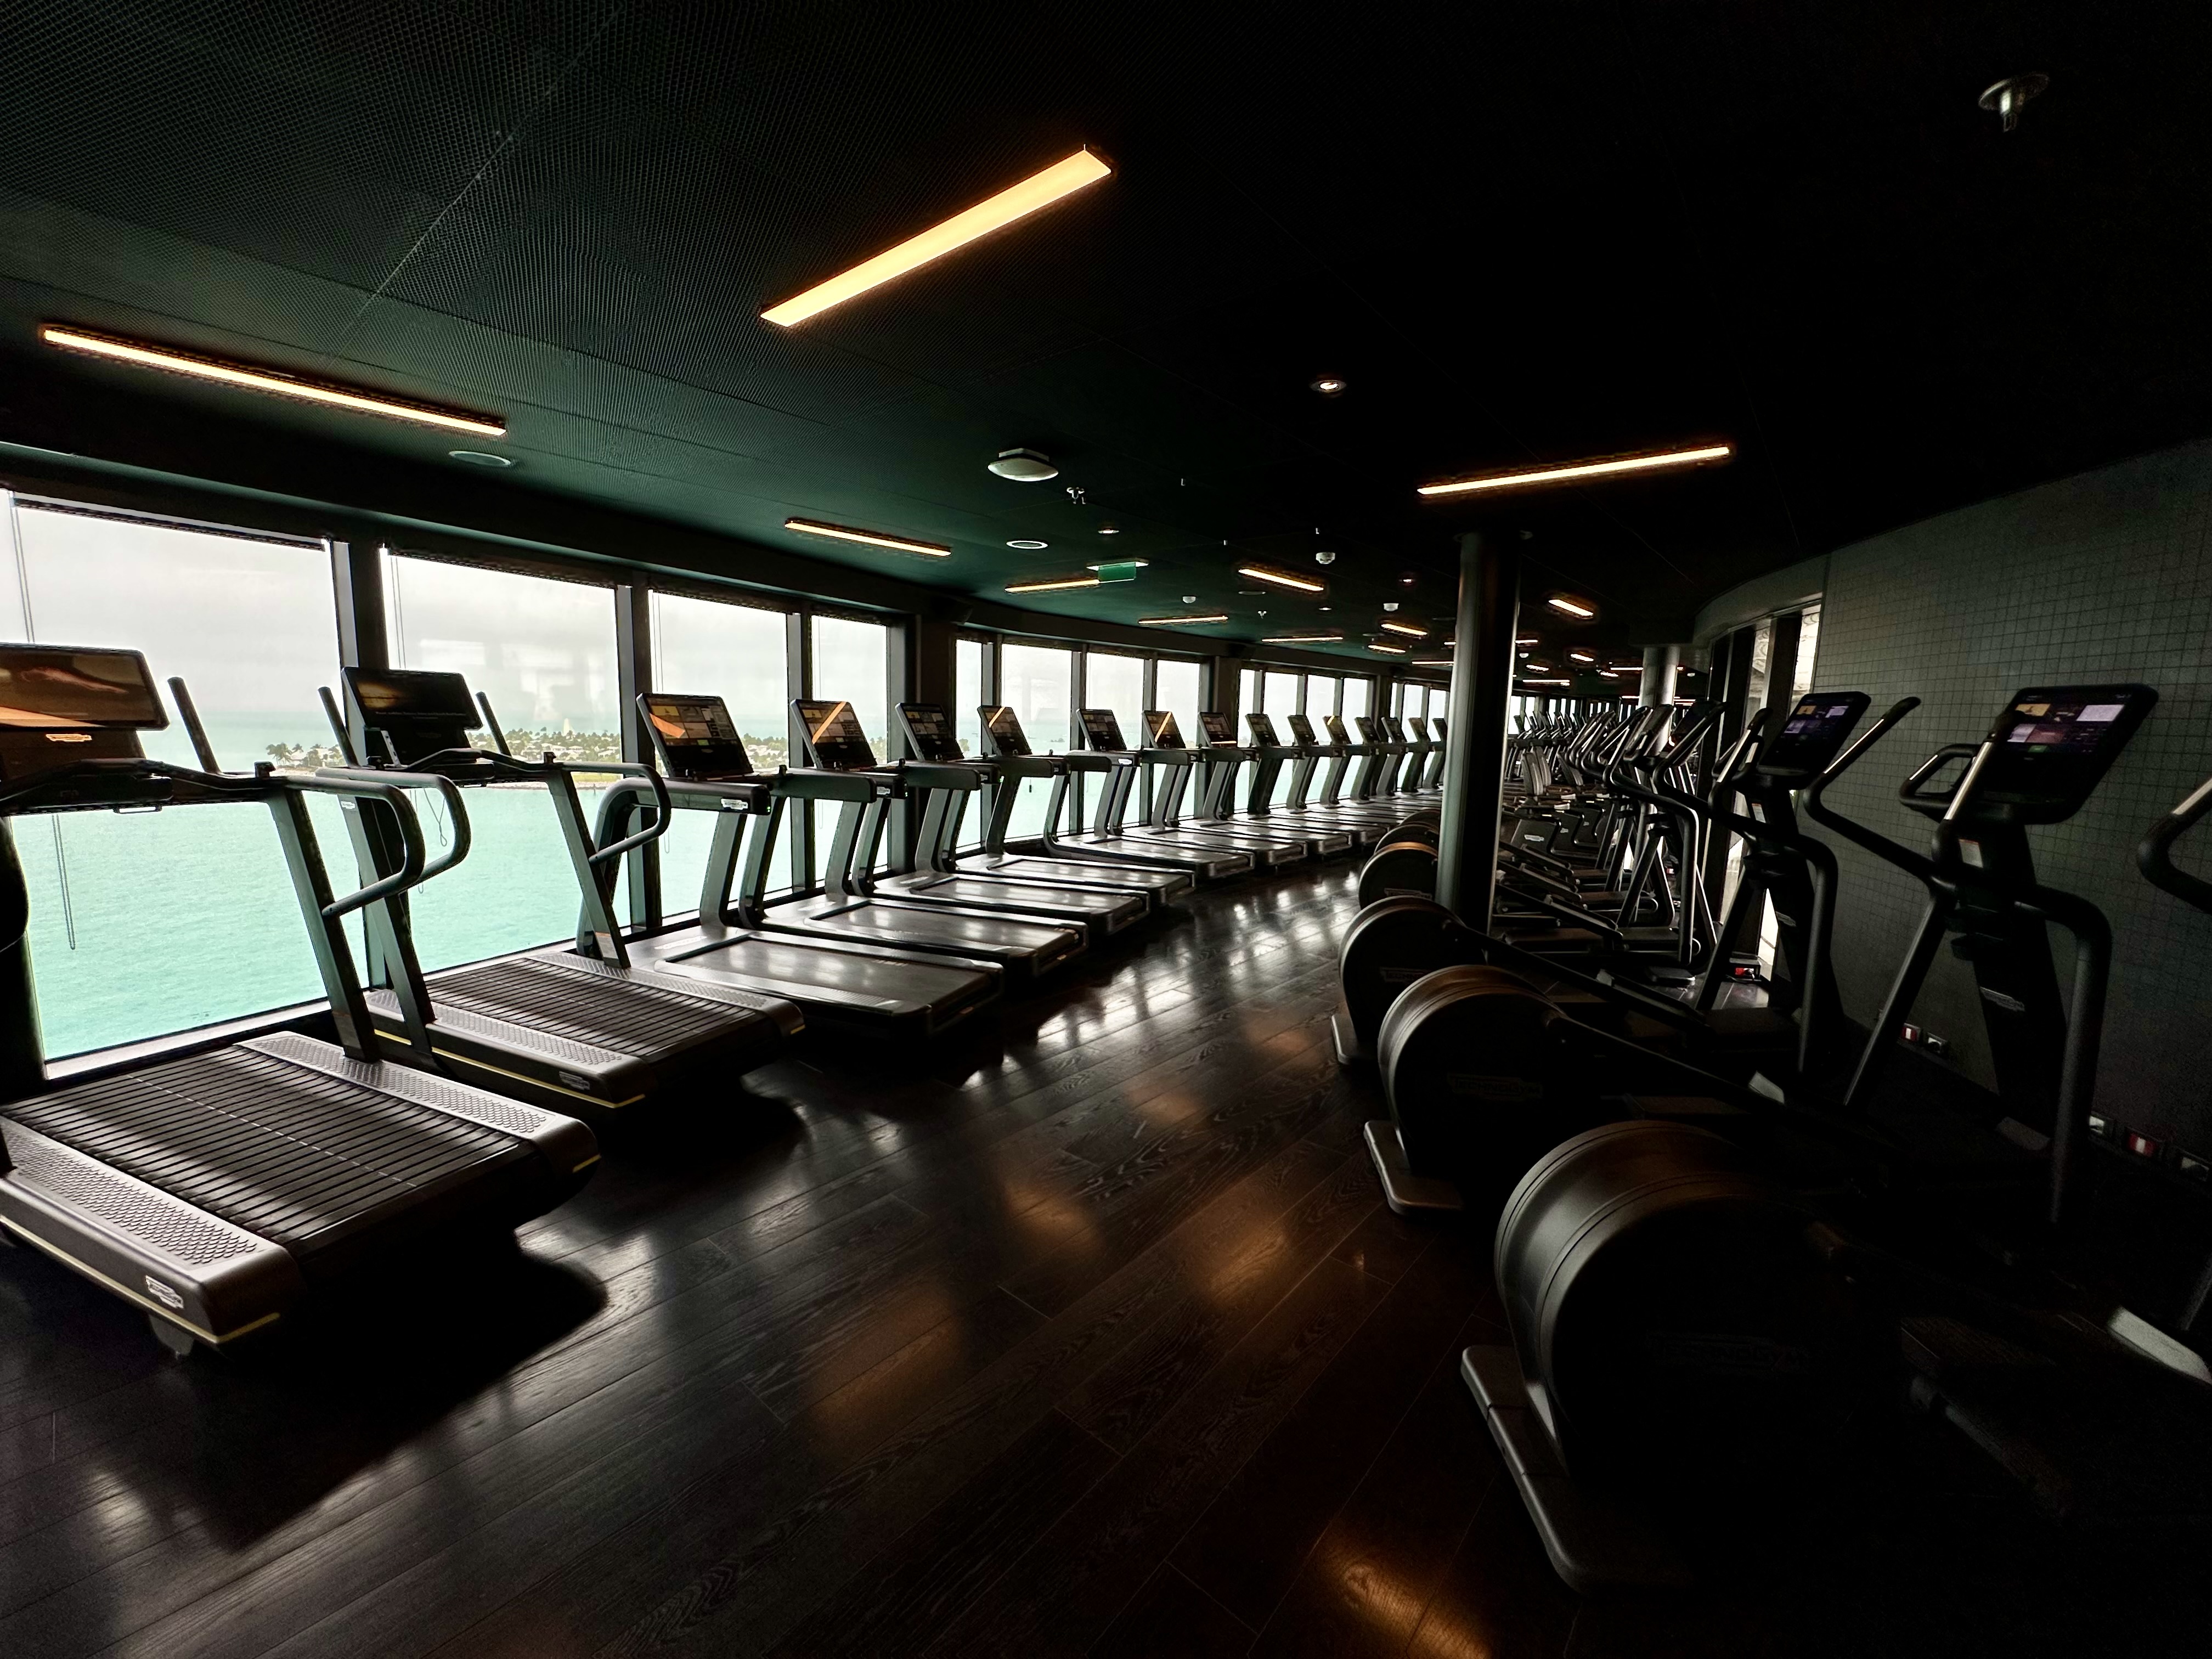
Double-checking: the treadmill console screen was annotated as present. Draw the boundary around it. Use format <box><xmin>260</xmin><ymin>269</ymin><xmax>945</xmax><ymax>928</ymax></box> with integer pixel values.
<box><xmin>792</xmin><ymin>699</ymin><xmax>880</xmax><ymax>771</ymax></box>
<box><xmin>1380</xmin><ymin>716</ymin><xmax>1408</xmax><ymax>742</ymax></box>
<box><xmin>1136</xmin><ymin>710</ymin><xmax>1179</xmax><ymax>748</ymax></box>
<box><xmin>898</xmin><ymin>702</ymin><xmax>966</xmax><ymax>763</ymax></box>
<box><xmin>347</xmin><ymin>668</ymin><xmax>479</xmax><ymax>723</ymax></box>
<box><xmin>1326</xmin><ymin>715</ymin><xmax>1353</xmax><ymax>744</ymax></box>
<box><xmin>1407</xmin><ymin>718</ymin><xmax>1429</xmax><ymax>741</ymax></box>
<box><xmin>0</xmin><ymin>646</ymin><xmax>165</xmax><ymax>729</ymax></box>
<box><xmin>1757</xmin><ymin>692</ymin><xmax>1870</xmax><ymax>781</ymax></box>
<box><xmin>1430</xmin><ymin>717</ymin><xmax>1447</xmax><ymax>741</ymax></box>
<box><xmin>1354</xmin><ymin>716</ymin><xmax>1381</xmax><ymax>743</ymax></box>
<box><xmin>642</xmin><ymin>694</ymin><xmax>755</xmax><ymax>780</ymax></box>
<box><xmin>1973</xmin><ymin>684</ymin><xmax>2158</xmax><ymax>814</ymax></box>
<box><xmin>1286</xmin><ymin>713</ymin><xmax>1318</xmax><ymax>744</ymax></box>
<box><xmin>1198</xmin><ymin>712</ymin><xmax>1237</xmax><ymax>747</ymax></box>
<box><xmin>1085</xmin><ymin>709</ymin><xmax>1134</xmax><ymax>750</ymax></box>
<box><xmin>980</xmin><ymin>706</ymin><xmax>1032</xmax><ymax>756</ymax></box>
<box><xmin>345</xmin><ymin>667</ymin><xmax>481</xmax><ymax>763</ymax></box>
<box><xmin>1245</xmin><ymin>713</ymin><xmax>1282</xmax><ymax>744</ymax></box>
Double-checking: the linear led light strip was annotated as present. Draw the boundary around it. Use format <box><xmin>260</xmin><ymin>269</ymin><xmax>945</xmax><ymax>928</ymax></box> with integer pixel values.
<box><xmin>1236</xmin><ymin>563</ymin><xmax>1326</xmax><ymax>594</ymax></box>
<box><xmin>1367</xmin><ymin>641</ymin><xmax>1408</xmax><ymax>654</ymax></box>
<box><xmin>40</xmin><ymin>325</ymin><xmax>506</xmax><ymax>436</ymax></box>
<box><xmin>1378</xmin><ymin>620</ymin><xmax>1429</xmax><ymax>638</ymax></box>
<box><xmin>1005</xmin><ymin>573</ymin><xmax>1099</xmax><ymax>593</ymax></box>
<box><xmin>1141</xmin><ymin>613</ymin><xmax>1229</xmax><ymax>627</ymax></box>
<box><xmin>1261</xmin><ymin>632</ymin><xmax>1344</xmax><ymax>644</ymax></box>
<box><xmin>1546</xmin><ymin>595</ymin><xmax>1596</xmax><ymax>618</ymax></box>
<box><xmin>1418</xmin><ymin>442</ymin><xmax>1731</xmax><ymax>498</ymax></box>
<box><xmin>785</xmin><ymin>517</ymin><xmax>951</xmax><ymax>557</ymax></box>
<box><xmin>1412</xmin><ymin>657</ymin><xmax>1453</xmax><ymax>667</ymax></box>
<box><xmin>763</xmin><ymin>150</ymin><xmax>1113</xmax><ymax>327</ymax></box>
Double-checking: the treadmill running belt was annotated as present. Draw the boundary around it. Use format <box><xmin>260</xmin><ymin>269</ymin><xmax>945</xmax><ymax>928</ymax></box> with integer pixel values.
<box><xmin>425</xmin><ymin>960</ymin><xmax>744</xmax><ymax>1055</ymax></box>
<box><xmin>3</xmin><ymin>1047</ymin><xmax>523</xmax><ymax>1252</ymax></box>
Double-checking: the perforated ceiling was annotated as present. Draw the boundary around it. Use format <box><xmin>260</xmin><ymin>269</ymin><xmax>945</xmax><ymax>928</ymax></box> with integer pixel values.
<box><xmin>0</xmin><ymin>1</ymin><xmax>2205</xmax><ymax>661</ymax></box>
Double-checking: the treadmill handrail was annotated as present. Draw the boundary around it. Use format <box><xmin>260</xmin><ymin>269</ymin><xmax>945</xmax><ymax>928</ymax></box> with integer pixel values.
<box><xmin>290</xmin><ymin>772</ymin><xmax>433</xmax><ymax>917</ymax></box>
<box><xmin>308</xmin><ymin>768</ymin><xmax>473</xmax><ymax>894</ymax></box>
<box><xmin>2140</xmin><ymin>772</ymin><xmax>2212</xmax><ymax>912</ymax></box>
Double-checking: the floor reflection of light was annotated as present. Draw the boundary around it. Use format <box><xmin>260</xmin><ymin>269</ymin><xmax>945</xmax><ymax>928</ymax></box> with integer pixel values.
<box><xmin>1307</xmin><ymin>1525</ymin><xmax>1430</xmax><ymax>1637</ymax></box>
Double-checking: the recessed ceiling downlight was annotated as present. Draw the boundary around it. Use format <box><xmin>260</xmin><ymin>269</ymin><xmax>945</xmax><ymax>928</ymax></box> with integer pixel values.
<box><xmin>988</xmin><ymin>448</ymin><xmax>1059</xmax><ymax>482</ymax></box>
<box><xmin>1007</xmin><ymin>538</ymin><xmax>1049</xmax><ymax>550</ymax></box>
<box><xmin>449</xmin><ymin>450</ymin><xmax>514</xmax><ymax>467</ymax></box>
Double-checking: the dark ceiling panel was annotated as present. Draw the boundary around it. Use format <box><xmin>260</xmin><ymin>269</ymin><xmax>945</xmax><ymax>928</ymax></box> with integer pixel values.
<box><xmin>0</xmin><ymin>0</ymin><xmax>2206</xmax><ymax>670</ymax></box>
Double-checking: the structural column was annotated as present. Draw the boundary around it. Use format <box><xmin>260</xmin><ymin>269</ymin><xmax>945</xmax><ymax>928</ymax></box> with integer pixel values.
<box><xmin>1637</xmin><ymin>643</ymin><xmax>1680</xmax><ymax>707</ymax></box>
<box><xmin>1436</xmin><ymin>530</ymin><xmax>1520</xmax><ymax>929</ymax></box>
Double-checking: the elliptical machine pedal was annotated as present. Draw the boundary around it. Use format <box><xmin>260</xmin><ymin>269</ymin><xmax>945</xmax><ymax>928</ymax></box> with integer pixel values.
<box><xmin>1362</xmin><ymin>1120</ymin><xmax>1465</xmax><ymax>1214</ymax></box>
<box><xmin>1459</xmin><ymin>1345</ymin><xmax>1692</xmax><ymax>1592</ymax></box>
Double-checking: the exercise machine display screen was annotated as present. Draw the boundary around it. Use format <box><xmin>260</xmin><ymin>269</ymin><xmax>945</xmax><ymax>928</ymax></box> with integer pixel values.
<box><xmin>1327</xmin><ymin>716</ymin><xmax>1353</xmax><ymax>744</ymax></box>
<box><xmin>1198</xmin><ymin>712</ymin><xmax>1237</xmax><ymax>747</ymax></box>
<box><xmin>898</xmin><ymin>703</ymin><xmax>966</xmax><ymax>764</ymax></box>
<box><xmin>1137</xmin><ymin>710</ymin><xmax>1180</xmax><ymax>749</ymax></box>
<box><xmin>1084</xmin><ymin>709</ymin><xmax>1134</xmax><ymax>750</ymax></box>
<box><xmin>0</xmin><ymin>646</ymin><xmax>165</xmax><ymax>728</ymax></box>
<box><xmin>1976</xmin><ymin>684</ymin><xmax>2158</xmax><ymax>810</ymax></box>
<box><xmin>1287</xmin><ymin>714</ymin><xmax>1318</xmax><ymax>744</ymax></box>
<box><xmin>793</xmin><ymin>699</ymin><xmax>880</xmax><ymax>771</ymax></box>
<box><xmin>1246</xmin><ymin>714</ymin><xmax>1282</xmax><ymax>744</ymax></box>
<box><xmin>980</xmin><ymin>706</ymin><xmax>1032</xmax><ymax>755</ymax></box>
<box><xmin>1757</xmin><ymin>692</ymin><xmax>1870</xmax><ymax>780</ymax></box>
<box><xmin>1430</xmin><ymin>718</ymin><xmax>1447</xmax><ymax>741</ymax></box>
<box><xmin>347</xmin><ymin>668</ymin><xmax>479</xmax><ymax>723</ymax></box>
<box><xmin>1354</xmin><ymin>716</ymin><xmax>1381</xmax><ymax>743</ymax></box>
<box><xmin>643</xmin><ymin>694</ymin><xmax>755</xmax><ymax>780</ymax></box>
<box><xmin>1380</xmin><ymin>717</ymin><xmax>1408</xmax><ymax>743</ymax></box>
<box><xmin>1406</xmin><ymin>718</ymin><xmax>1429</xmax><ymax>741</ymax></box>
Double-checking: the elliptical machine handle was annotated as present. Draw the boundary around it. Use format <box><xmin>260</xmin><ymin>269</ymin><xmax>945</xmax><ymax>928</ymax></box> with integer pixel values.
<box><xmin>2140</xmin><ymin>773</ymin><xmax>2212</xmax><ymax>912</ymax></box>
<box><xmin>1801</xmin><ymin>697</ymin><xmax>1932</xmax><ymax>877</ymax></box>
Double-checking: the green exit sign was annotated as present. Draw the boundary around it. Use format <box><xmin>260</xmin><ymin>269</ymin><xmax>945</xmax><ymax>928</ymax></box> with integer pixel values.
<box><xmin>1091</xmin><ymin>561</ymin><xmax>1144</xmax><ymax>583</ymax></box>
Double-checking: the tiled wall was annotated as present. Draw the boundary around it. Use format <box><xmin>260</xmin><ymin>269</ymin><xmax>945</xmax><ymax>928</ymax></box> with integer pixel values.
<box><xmin>1805</xmin><ymin>437</ymin><xmax>2212</xmax><ymax>1152</ymax></box>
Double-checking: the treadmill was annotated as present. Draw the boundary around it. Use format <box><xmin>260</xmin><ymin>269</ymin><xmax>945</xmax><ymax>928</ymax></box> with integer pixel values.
<box><xmin>1124</xmin><ymin>710</ymin><xmax>1310</xmax><ymax>867</ymax></box>
<box><xmin>1423</xmin><ymin>716</ymin><xmax>1448</xmax><ymax>789</ymax></box>
<box><xmin>879</xmin><ymin>702</ymin><xmax>1161</xmax><ymax>936</ymax></box>
<box><xmin>323</xmin><ymin>668</ymin><xmax>803</xmax><ymax>1123</ymax></box>
<box><xmin>1238</xmin><ymin>712</ymin><xmax>1387</xmax><ymax>847</ymax></box>
<box><xmin>758</xmin><ymin>698</ymin><xmax>1085</xmax><ymax>986</ymax></box>
<box><xmin>839</xmin><ymin>701</ymin><xmax>1147</xmax><ymax>940</ymax></box>
<box><xmin>1049</xmin><ymin>709</ymin><xmax>1255</xmax><ymax>879</ymax></box>
<box><xmin>1192</xmin><ymin>710</ymin><xmax>1352</xmax><ymax>856</ymax></box>
<box><xmin>956</xmin><ymin>704</ymin><xmax>1191</xmax><ymax>905</ymax></box>
<box><xmin>978</xmin><ymin>708</ymin><xmax>1238</xmax><ymax>898</ymax></box>
<box><xmin>0</xmin><ymin>645</ymin><xmax>596</xmax><ymax>1353</ymax></box>
<box><xmin>599</xmin><ymin>692</ymin><xmax>1001</xmax><ymax>1037</ymax></box>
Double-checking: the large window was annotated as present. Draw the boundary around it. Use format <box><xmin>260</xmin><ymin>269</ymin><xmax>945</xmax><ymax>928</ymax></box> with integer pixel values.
<box><xmin>809</xmin><ymin>614</ymin><xmax>891</xmax><ymax>880</ymax></box>
<box><xmin>1304</xmin><ymin>674</ymin><xmax>1340</xmax><ymax>718</ymax></box>
<box><xmin>1260</xmin><ymin>669</ymin><xmax>1302</xmax><ymax>800</ymax></box>
<box><xmin>650</xmin><ymin>592</ymin><xmax>789</xmax><ymax>912</ymax></box>
<box><xmin>1001</xmin><ymin>642</ymin><xmax>1073</xmax><ymax>838</ymax></box>
<box><xmin>1153</xmin><ymin>657</ymin><xmax>1204</xmax><ymax>754</ymax></box>
<box><xmin>383</xmin><ymin>555</ymin><xmax>620</xmax><ymax>967</ymax></box>
<box><xmin>1083</xmin><ymin>650</ymin><xmax>1145</xmax><ymax>824</ymax></box>
<box><xmin>953</xmin><ymin>636</ymin><xmax>988</xmax><ymax>847</ymax></box>
<box><xmin>0</xmin><ymin>501</ymin><xmax>343</xmax><ymax>1056</ymax></box>
<box><xmin>1341</xmin><ymin>675</ymin><xmax>1372</xmax><ymax>722</ymax></box>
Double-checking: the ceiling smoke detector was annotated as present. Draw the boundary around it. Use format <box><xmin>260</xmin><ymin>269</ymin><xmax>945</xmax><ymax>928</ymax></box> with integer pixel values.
<box><xmin>988</xmin><ymin>447</ymin><xmax>1059</xmax><ymax>482</ymax></box>
<box><xmin>1979</xmin><ymin>73</ymin><xmax>2048</xmax><ymax>132</ymax></box>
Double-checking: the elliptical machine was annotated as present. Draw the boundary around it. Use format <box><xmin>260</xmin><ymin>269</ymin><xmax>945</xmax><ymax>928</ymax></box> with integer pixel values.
<box><xmin>1461</xmin><ymin>684</ymin><xmax>2212</xmax><ymax>1593</ymax></box>
<box><xmin>1347</xmin><ymin>691</ymin><xmax>1884</xmax><ymax>1212</ymax></box>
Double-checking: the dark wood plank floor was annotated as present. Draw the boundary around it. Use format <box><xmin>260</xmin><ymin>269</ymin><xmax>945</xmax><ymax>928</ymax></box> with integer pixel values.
<box><xmin>2</xmin><ymin>861</ymin><xmax>2206</xmax><ymax>1657</ymax></box>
